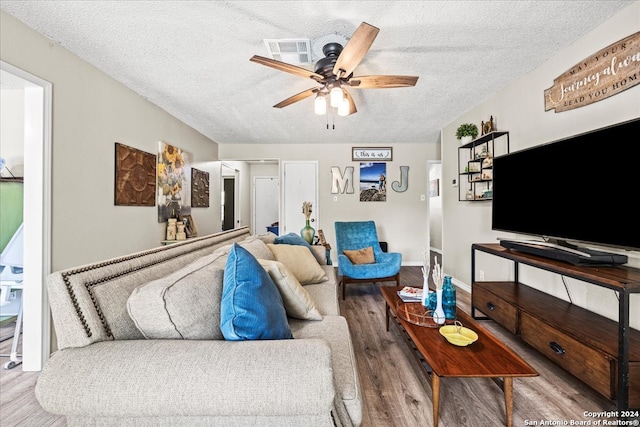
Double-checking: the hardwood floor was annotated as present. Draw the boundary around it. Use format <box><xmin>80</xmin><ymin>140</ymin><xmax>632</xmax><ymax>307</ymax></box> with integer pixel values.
<box><xmin>340</xmin><ymin>266</ymin><xmax>615</xmax><ymax>427</ymax></box>
<box><xmin>0</xmin><ymin>265</ymin><xmax>615</xmax><ymax>427</ymax></box>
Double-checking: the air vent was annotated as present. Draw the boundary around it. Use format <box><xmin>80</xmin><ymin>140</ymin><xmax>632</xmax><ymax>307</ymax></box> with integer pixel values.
<box><xmin>263</xmin><ymin>38</ymin><xmax>312</xmax><ymax>65</ymax></box>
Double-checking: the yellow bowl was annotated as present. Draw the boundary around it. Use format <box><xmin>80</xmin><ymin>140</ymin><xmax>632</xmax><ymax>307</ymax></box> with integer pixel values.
<box><xmin>439</xmin><ymin>322</ymin><xmax>478</xmax><ymax>346</ymax></box>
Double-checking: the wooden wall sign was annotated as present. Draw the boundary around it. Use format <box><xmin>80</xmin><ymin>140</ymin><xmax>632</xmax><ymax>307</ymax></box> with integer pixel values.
<box><xmin>544</xmin><ymin>31</ymin><xmax>640</xmax><ymax>112</ymax></box>
<box><xmin>114</xmin><ymin>143</ymin><xmax>156</xmax><ymax>206</ymax></box>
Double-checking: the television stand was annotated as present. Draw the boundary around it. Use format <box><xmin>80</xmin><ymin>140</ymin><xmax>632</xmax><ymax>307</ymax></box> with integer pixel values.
<box><xmin>471</xmin><ymin>243</ymin><xmax>640</xmax><ymax>411</ymax></box>
<box><xmin>498</xmin><ymin>238</ymin><xmax>628</xmax><ymax>266</ymax></box>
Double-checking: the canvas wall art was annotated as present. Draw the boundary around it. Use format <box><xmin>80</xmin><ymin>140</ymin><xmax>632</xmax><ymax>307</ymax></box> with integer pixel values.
<box><xmin>157</xmin><ymin>141</ymin><xmax>191</xmax><ymax>222</ymax></box>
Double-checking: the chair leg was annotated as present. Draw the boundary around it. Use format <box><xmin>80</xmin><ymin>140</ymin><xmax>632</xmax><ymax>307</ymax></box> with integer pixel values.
<box><xmin>341</xmin><ymin>277</ymin><xmax>346</xmax><ymax>300</ymax></box>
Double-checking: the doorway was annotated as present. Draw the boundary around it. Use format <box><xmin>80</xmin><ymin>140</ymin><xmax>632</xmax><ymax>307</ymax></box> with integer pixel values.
<box><xmin>222</xmin><ymin>177</ymin><xmax>235</xmax><ymax>231</ymax></box>
<box><xmin>221</xmin><ymin>163</ymin><xmax>239</xmax><ymax>231</ymax></box>
<box><xmin>427</xmin><ymin>161</ymin><xmax>443</xmax><ymax>254</ymax></box>
<box><xmin>253</xmin><ymin>176</ymin><xmax>279</xmax><ymax>235</ymax></box>
<box><xmin>0</xmin><ymin>61</ymin><xmax>52</xmax><ymax>371</ymax></box>
<box><xmin>281</xmin><ymin>161</ymin><xmax>318</xmax><ymax>236</ymax></box>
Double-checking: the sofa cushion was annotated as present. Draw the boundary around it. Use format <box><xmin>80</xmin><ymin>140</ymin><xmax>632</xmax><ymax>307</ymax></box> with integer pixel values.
<box><xmin>220</xmin><ymin>243</ymin><xmax>292</xmax><ymax>341</ymax></box>
<box><xmin>289</xmin><ymin>316</ymin><xmax>363</xmax><ymax>426</ymax></box>
<box><xmin>258</xmin><ymin>260</ymin><xmax>322</xmax><ymax>321</ymax></box>
<box><xmin>343</xmin><ymin>246</ymin><xmax>375</xmax><ymax>264</ymax></box>
<box><xmin>267</xmin><ymin>243</ymin><xmax>328</xmax><ymax>285</ymax></box>
<box><xmin>127</xmin><ymin>249</ymin><xmax>228</xmax><ymax>340</ymax></box>
<box><xmin>302</xmin><ymin>283</ymin><xmax>340</xmax><ymax>316</ymax></box>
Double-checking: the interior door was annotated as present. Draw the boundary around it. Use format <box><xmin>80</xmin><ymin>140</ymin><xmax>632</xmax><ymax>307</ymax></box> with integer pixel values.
<box><xmin>281</xmin><ymin>161</ymin><xmax>318</xmax><ymax>236</ymax></box>
<box><xmin>254</xmin><ymin>176</ymin><xmax>279</xmax><ymax>235</ymax></box>
<box><xmin>222</xmin><ymin>177</ymin><xmax>235</xmax><ymax>231</ymax></box>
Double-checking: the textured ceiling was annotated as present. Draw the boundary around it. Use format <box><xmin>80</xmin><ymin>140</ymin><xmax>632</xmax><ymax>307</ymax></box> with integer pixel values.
<box><xmin>0</xmin><ymin>1</ymin><xmax>634</xmax><ymax>145</ymax></box>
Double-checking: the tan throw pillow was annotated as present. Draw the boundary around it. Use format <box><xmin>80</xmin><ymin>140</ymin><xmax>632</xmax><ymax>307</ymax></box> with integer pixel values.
<box><xmin>258</xmin><ymin>260</ymin><xmax>322</xmax><ymax>321</ymax></box>
<box><xmin>239</xmin><ymin>236</ymin><xmax>275</xmax><ymax>260</ymax></box>
<box><xmin>343</xmin><ymin>246</ymin><xmax>375</xmax><ymax>264</ymax></box>
<box><xmin>255</xmin><ymin>232</ymin><xmax>277</xmax><ymax>245</ymax></box>
<box><xmin>267</xmin><ymin>243</ymin><xmax>328</xmax><ymax>285</ymax></box>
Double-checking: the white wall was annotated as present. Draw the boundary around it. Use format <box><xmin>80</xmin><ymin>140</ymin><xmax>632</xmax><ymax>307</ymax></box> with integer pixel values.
<box><xmin>1</xmin><ymin>10</ymin><xmax>221</xmax><ymax>271</ymax></box>
<box><xmin>220</xmin><ymin>142</ymin><xmax>440</xmax><ymax>264</ymax></box>
<box><xmin>442</xmin><ymin>2</ymin><xmax>640</xmax><ymax>328</ymax></box>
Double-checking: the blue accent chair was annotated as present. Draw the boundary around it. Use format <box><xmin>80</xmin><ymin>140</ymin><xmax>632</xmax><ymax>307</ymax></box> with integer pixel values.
<box><xmin>335</xmin><ymin>221</ymin><xmax>402</xmax><ymax>299</ymax></box>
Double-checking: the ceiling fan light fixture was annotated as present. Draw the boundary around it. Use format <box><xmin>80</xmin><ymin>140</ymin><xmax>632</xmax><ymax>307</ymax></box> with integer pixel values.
<box><xmin>330</xmin><ymin>85</ymin><xmax>343</xmax><ymax>108</ymax></box>
<box><xmin>314</xmin><ymin>93</ymin><xmax>327</xmax><ymax>115</ymax></box>
<box><xmin>337</xmin><ymin>97</ymin><xmax>350</xmax><ymax>116</ymax></box>
<box><xmin>251</xmin><ymin>22</ymin><xmax>418</xmax><ymax>121</ymax></box>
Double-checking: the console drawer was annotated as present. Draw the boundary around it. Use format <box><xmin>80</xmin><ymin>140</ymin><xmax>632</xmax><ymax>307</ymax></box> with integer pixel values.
<box><xmin>472</xmin><ymin>284</ymin><xmax>518</xmax><ymax>334</ymax></box>
<box><xmin>520</xmin><ymin>311</ymin><xmax>614</xmax><ymax>399</ymax></box>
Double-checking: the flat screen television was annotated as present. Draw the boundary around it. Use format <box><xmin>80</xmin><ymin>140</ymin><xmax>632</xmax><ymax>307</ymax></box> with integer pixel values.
<box><xmin>491</xmin><ymin>117</ymin><xmax>640</xmax><ymax>265</ymax></box>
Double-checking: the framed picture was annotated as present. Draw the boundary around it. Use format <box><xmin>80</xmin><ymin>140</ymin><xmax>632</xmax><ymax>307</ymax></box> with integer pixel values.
<box><xmin>180</xmin><ymin>214</ymin><xmax>197</xmax><ymax>238</ymax></box>
<box><xmin>352</xmin><ymin>147</ymin><xmax>392</xmax><ymax>162</ymax></box>
<box><xmin>359</xmin><ymin>162</ymin><xmax>387</xmax><ymax>202</ymax></box>
<box><xmin>157</xmin><ymin>141</ymin><xmax>191</xmax><ymax>222</ymax></box>
<box><xmin>114</xmin><ymin>143</ymin><xmax>156</xmax><ymax>206</ymax></box>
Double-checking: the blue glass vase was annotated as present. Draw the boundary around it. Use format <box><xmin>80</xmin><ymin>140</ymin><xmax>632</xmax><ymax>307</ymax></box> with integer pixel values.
<box><xmin>442</xmin><ymin>276</ymin><xmax>456</xmax><ymax>320</ymax></box>
<box><xmin>427</xmin><ymin>289</ymin><xmax>437</xmax><ymax>311</ymax></box>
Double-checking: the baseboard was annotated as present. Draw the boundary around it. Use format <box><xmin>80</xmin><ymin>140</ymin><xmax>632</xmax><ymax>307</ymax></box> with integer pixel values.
<box><xmin>450</xmin><ymin>275</ymin><xmax>470</xmax><ymax>293</ymax></box>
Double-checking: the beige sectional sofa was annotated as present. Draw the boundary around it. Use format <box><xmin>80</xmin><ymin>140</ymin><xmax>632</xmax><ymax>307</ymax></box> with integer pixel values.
<box><xmin>35</xmin><ymin>227</ymin><xmax>362</xmax><ymax>426</ymax></box>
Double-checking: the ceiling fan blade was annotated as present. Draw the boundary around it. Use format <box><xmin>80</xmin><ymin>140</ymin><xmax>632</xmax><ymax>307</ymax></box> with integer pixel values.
<box><xmin>273</xmin><ymin>87</ymin><xmax>319</xmax><ymax>108</ymax></box>
<box><xmin>349</xmin><ymin>75</ymin><xmax>419</xmax><ymax>89</ymax></box>
<box><xmin>250</xmin><ymin>55</ymin><xmax>324</xmax><ymax>82</ymax></box>
<box><xmin>332</xmin><ymin>22</ymin><xmax>380</xmax><ymax>78</ymax></box>
<box><xmin>342</xmin><ymin>89</ymin><xmax>357</xmax><ymax>115</ymax></box>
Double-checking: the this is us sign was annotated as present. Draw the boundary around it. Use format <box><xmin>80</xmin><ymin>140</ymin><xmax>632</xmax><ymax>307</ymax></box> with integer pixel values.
<box><xmin>544</xmin><ymin>31</ymin><xmax>639</xmax><ymax>112</ymax></box>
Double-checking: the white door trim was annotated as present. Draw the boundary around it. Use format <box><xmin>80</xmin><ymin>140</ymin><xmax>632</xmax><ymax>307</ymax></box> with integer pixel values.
<box><xmin>1</xmin><ymin>61</ymin><xmax>52</xmax><ymax>370</ymax></box>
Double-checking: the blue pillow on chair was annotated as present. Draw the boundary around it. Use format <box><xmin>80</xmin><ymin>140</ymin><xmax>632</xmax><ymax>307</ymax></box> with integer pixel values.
<box><xmin>220</xmin><ymin>243</ymin><xmax>292</xmax><ymax>340</ymax></box>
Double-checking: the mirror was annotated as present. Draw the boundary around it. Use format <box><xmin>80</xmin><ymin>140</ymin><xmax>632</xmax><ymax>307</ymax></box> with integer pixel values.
<box><xmin>215</xmin><ymin>159</ymin><xmax>279</xmax><ymax>234</ymax></box>
<box><xmin>221</xmin><ymin>163</ymin><xmax>239</xmax><ymax>231</ymax></box>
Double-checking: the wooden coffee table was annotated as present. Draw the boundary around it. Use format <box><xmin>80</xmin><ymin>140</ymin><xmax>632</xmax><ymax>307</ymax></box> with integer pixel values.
<box><xmin>381</xmin><ymin>286</ymin><xmax>538</xmax><ymax>427</ymax></box>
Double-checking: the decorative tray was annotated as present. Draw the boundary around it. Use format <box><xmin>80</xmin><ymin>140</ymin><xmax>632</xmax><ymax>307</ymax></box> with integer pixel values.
<box><xmin>439</xmin><ymin>321</ymin><xmax>478</xmax><ymax>346</ymax></box>
<box><xmin>395</xmin><ymin>301</ymin><xmax>455</xmax><ymax>328</ymax></box>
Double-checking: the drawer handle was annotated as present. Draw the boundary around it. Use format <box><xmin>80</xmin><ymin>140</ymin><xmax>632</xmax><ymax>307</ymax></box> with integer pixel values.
<box><xmin>486</xmin><ymin>302</ymin><xmax>496</xmax><ymax>311</ymax></box>
<box><xmin>549</xmin><ymin>341</ymin><xmax>565</xmax><ymax>355</ymax></box>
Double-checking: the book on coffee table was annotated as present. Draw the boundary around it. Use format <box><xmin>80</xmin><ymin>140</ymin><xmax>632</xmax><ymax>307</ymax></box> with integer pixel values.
<box><xmin>398</xmin><ymin>286</ymin><xmax>423</xmax><ymax>302</ymax></box>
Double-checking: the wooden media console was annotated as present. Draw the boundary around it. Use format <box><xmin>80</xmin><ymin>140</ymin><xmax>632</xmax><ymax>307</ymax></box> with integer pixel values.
<box><xmin>471</xmin><ymin>243</ymin><xmax>640</xmax><ymax>411</ymax></box>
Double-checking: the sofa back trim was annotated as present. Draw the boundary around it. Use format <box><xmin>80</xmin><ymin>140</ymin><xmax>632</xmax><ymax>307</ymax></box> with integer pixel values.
<box><xmin>51</xmin><ymin>227</ymin><xmax>250</xmax><ymax>346</ymax></box>
<box><xmin>61</xmin><ymin>250</ymin><xmax>182</xmax><ymax>340</ymax></box>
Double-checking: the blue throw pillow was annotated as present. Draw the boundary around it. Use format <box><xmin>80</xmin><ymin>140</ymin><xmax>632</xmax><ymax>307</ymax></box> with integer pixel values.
<box><xmin>274</xmin><ymin>232</ymin><xmax>313</xmax><ymax>249</ymax></box>
<box><xmin>220</xmin><ymin>243</ymin><xmax>292</xmax><ymax>341</ymax></box>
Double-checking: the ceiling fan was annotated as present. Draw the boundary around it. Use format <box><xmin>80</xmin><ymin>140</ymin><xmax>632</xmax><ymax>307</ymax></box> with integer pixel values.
<box><xmin>250</xmin><ymin>22</ymin><xmax>418</xmax><ymax>117</ymax></box>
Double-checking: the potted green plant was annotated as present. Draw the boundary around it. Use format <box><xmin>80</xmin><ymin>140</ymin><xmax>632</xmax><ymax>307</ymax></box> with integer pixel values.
<box><xmin>456</xmin><ymin>123</ymin><xmax>479</xmax><ymax>144</ymax></box>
